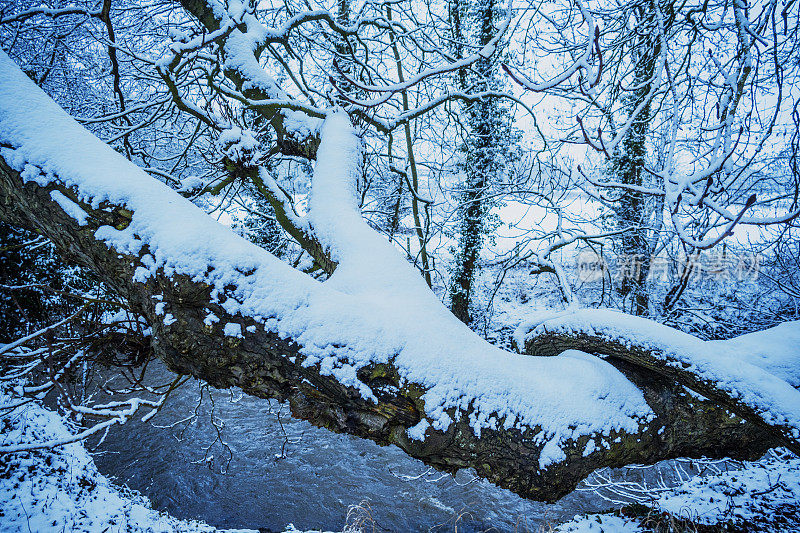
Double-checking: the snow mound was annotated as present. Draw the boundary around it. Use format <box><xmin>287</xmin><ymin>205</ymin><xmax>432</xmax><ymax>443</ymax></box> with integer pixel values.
<box><xmin>709</xmin><ymin>320</ymin><xmax>800</xmax><ymax>388</ymax></box>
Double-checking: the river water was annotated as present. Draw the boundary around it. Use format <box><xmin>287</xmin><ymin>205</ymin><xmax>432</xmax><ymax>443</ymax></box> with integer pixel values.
<box><xmin>90</xmin><ymin>367</ymin><xmax>620</xmax><ymax>532</ymax></box>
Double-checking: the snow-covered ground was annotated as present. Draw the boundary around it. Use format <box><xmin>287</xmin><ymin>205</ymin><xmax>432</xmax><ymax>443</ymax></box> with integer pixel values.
<box><xmin>656</xmin><ymin>450</ymin><xmax>800</xmax><ymax>529</ymax></box>
<box><xmin>553</xmin><ymin>453</ymin><xmax>800</xmax><ymax>532</ymax></box>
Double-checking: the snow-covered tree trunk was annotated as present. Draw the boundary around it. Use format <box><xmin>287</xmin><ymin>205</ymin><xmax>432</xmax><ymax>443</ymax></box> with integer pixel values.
<box><xmin>1</xmin><ymin>52</ymin><xmax>797</xmax><ymax>504</ymax></box>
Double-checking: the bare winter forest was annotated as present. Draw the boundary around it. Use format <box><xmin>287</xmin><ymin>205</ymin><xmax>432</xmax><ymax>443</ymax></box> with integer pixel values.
<box><xmin>1</xmin><ymin>0</ymin><xmax>800</xmax><ymax>529</ymax></box>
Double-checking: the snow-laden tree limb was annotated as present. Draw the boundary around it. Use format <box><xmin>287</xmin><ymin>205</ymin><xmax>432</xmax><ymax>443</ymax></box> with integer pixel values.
<box><xmin>519</xmin><ymin>309</ymin><xmax>800</xmax><ymax>454</ymax></box>
<box><xmin>0</xmin><ymin>51</ymin><xmax>787</xmax><ymax>501</ymax></box>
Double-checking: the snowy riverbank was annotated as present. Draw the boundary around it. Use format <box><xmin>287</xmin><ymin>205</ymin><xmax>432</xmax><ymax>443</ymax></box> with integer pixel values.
<box><xmin>1</xmin><ymin>381</ymin><xmax>799</xmax><ymax>532</ymax></box>
<box><xmin>0</xmin><ymin>381</ymin><xmax>339</xmax><ymax>532</ymax></box>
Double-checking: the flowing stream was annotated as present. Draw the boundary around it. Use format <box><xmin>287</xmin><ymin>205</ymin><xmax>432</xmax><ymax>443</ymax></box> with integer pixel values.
<box><xmin>90</xmin><ymin>364</ymin><xmax>618</xmax><ymax>532</ymax></box>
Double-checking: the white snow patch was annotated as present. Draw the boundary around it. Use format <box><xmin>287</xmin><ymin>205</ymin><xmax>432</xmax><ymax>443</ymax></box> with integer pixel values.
<box><xmin>50</xmin><ymin>190</ymin><xmax>89</xmax><ymax>225</ymax></box>
<box><xmin>407</xmin><ymin>419</ymin><xmax>430</xmax><ymax>441</ymax></box>
<box><xmin>218</xmin><ymin>126</ymin><xmax>262</xmax><ymax>166</ymax></box>
<box><xmin>710</xmin><ymin>320</ymin><xmax>800</xmax><ymax>388</ymax></box>
<box><xmin>224</xmin><ymin>323</ymin><xmax>243</xmax><ymax>338</ymax></box>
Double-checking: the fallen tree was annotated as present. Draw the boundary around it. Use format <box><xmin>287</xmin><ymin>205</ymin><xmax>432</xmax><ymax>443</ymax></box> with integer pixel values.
<box><xmin>1</xmin><ymin>51</ymin><xmax>798</xmax><ymax>503</ymax></box>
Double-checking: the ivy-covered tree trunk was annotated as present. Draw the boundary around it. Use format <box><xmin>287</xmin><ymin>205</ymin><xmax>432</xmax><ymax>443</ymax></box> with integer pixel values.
<box><xmin>449</xmin><ymin>0</ymin><xmax>510</xmax><ymax>324</ymax></box>
<box><xmin>607</xmin><ymin>5</ymin><xmax>661</xmax><ymax>316</ymax></box>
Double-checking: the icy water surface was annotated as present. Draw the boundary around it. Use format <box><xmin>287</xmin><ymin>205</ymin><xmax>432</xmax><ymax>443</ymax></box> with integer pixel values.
<box><xmin>91</xmin><ymin>366</ymin><xmax>611</xmax><ymax>532</ymax></box>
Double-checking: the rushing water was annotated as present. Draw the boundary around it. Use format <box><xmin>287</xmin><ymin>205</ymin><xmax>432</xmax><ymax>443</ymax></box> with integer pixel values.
<box><xmin>91</xmin><ymin>364</ymin><xmax>614</xmax><ymax>532</ymax></box>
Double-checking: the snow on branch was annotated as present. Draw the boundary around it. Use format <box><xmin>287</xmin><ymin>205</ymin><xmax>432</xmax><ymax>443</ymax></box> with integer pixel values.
<box><xmin>519</xmin><ymin>309</ymin><xmax>800</xmax><ymax>453</ymax></box>
<box><xmin>0</xmin><ymin>49</ymin><xmax>655</xmax><ymax>466</ymax></box>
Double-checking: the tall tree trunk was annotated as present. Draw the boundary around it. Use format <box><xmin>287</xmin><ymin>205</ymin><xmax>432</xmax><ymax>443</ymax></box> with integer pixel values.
<box><xmin>449</xmin><ymin>0</ymin><xmax>507</xmax><ymax>324</ymax></box>
<box><xmin>609</xmin><ymin>5</ymin><xmax>661</xmax><ymax>316</ymax></box>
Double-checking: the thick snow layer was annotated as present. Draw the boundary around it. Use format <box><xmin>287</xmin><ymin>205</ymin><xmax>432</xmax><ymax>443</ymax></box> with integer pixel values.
<box><xmin>709</xmin><ymin>320</ymin><xmax>800</xmax><ymax>388</ymax></box>
<box><xmin>0</xmin><ymin>51</ymin><xmax>654</xmax><ymax>465</ymax></box>
<box><xmin>525</xmin><ymin>308</ymin><xmax>800</xmax><ymax>441</ymax></box>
